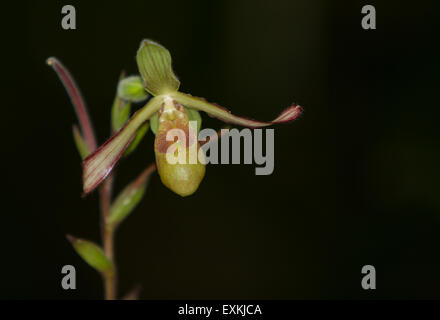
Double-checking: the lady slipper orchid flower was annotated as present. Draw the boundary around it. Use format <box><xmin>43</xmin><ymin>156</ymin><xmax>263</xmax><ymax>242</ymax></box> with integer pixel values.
<box><xmin>83</xmin><ymin>40</ymin><xmax>302</xmax><ymax>197</ymax></box>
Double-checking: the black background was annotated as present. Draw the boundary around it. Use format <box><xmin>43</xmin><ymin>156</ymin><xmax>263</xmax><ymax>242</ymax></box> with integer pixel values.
<box><xmin>2</xmin><ymin>0</ymin><xmax>440</xmax><ymax>299</ymax></box>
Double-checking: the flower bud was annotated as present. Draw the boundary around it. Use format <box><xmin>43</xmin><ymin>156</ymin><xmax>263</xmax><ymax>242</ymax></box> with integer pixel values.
<box><xmin>154</xmin><ymin>98</ymin><xmax>205</xmax><ymax>197</ymax></box>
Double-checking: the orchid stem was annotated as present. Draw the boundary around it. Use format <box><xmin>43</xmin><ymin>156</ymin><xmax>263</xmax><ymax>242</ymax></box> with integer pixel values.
<box><xmin>48</xmin><ymin>57</ymin><xmax>120</xmax><ymax>300</ymax></box>
<box><xmin>99</xmin><ymin>174</ymin><xmax>117</xmax><ymax>300</ymax></box>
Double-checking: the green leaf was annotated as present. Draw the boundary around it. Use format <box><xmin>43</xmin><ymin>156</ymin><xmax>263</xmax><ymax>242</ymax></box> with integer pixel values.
<box><xmin>123</xmin><ymin>121</ymin><xmax>149</xmax><ymax>157</ymax></box>
<box><xmin>109</xmin><ymin>185</ymin><xmax>146</xmax><ymax>227</ymax></box>
<box><xmin>117</xmin><ymin>76</ymin><xmax>149</xmax><ymax>102</ymax></box>
<box><xmin>72</xmin><ymin>125</ymin><xmax>90</xmax><ymax>159</ymax></box>
<box><xmin>67</xmin><ymin>235</ymin><xmax>113</xmax><ymax>273</ymax></box>
<box><xmin>107</xmin><ymin>163</ymin><xmax>156</xmax><ymax>228</ymax></box>
<box><xmin>150</xmin><ymin>107</ymin><xmax>201</xmax><ymax>135</ymax></box>
<box><xmin>136</xmin><ymin>40</ymin><xmax>180</xmax><ymax>96</ymax></box>
<box><xmin>111</xmin><ymin>97</ymin><xmax>131</xmax><ymax>133</ymax></box>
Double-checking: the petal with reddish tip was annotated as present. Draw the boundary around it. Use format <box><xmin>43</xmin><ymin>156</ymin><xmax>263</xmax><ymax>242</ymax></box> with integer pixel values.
<box><xmin>170</xmin><ymin>92</ymin><xmax>302</xmax><ymax>128</ymax></box>
<box><xmin>82</xmin><ymin>97</ymin><xmax>163</xmax><ymax>195</ymax></box>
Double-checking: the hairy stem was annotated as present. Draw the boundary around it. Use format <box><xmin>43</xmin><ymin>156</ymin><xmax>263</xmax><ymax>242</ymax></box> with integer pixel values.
<box><xmin>99</xmin><ymin>174</ymin><xmax>117</xmax><ymax>300</ymax></box>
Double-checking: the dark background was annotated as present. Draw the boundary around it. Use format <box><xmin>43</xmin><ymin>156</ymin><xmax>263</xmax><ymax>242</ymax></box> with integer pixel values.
<box><xmin>2</xmin><ymin>0</ymin><xmax>439</xmax><ymax>299</ymax></box>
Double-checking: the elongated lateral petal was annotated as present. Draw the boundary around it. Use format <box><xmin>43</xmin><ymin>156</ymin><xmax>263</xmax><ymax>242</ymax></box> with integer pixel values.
<box><xmin>47</xmin><ymin>57</ymin><xmax>97</xmax><ymax>151</ymax></box>
<box><xmin>170</xmin><ymin>92</ymin><xmax>302</xmax><ymax>128</ymax></box>
<box><xmin>82</xmin><ymin>97</ymin><xmax>163</xmax><ymax>195</ymax></box>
